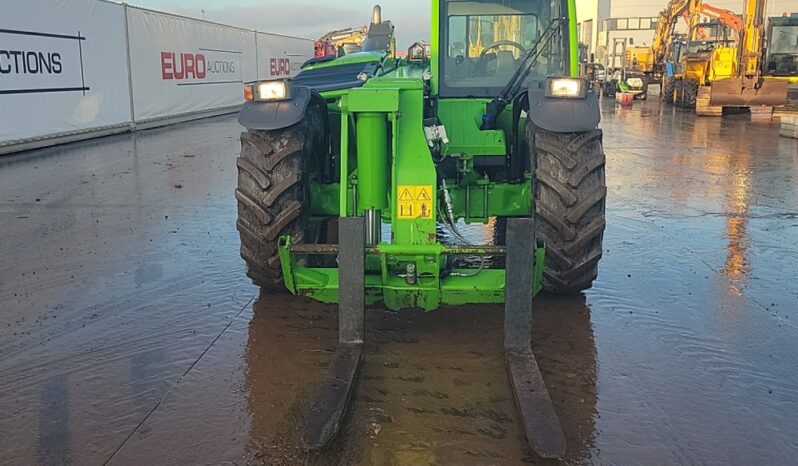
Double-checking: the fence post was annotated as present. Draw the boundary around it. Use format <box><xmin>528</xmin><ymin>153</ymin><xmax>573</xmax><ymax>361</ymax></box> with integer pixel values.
<box><xmin>123</xmin><ymin>3</ymin><xmax>137</xmax><ymax>132</ymax></box>
<box><xmin>254</xmin><ymin>30</ymin><xmax>259</xmax><ymax>80</ymax></box>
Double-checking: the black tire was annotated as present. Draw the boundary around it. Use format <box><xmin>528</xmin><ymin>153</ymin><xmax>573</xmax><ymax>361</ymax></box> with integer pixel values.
<box><xmin>662</xmin><ymin>77</ymin><xmax>675</xmax><ymax>104</ymax></box>
<box><xmin>681</xmin><ymin>79</ymin><xmax>698</xmax><ymax>109</ymax></box>
<box><xmin>674</xmin><ymin>80</ymin><xmax>684</xmax><ymax>107</ymax></box>
<box><xmin>528</xmin><ymin>123</ymin><xmax>606</xmax><ymax>293</ymax></box>
<box><xmin>235</xmin><ymin>108</ymin><xmax>324</xmax><ymax>291</ymax></box>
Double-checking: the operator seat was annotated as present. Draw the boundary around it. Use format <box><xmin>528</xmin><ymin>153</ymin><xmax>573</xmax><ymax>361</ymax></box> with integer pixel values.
<box><xmin>447</xmin><ymin>55</ymin><xmax>474</xmax><ymax>79</ymax></box>
<box><xmin>495</xmin><ymin>50</ymin><xmax>517</xmax><ymax>75</ymax></box>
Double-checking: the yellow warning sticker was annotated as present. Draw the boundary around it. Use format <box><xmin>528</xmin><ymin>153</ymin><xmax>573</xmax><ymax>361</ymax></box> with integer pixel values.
<box><xmin>399</xmin><ymin>187</ymin><xmax>414</xmax><ymax>201</ymax></box>
<box><xmin>397</xmin><ymin>185</ymin><xmax>434</xmax><ymax>219</ymax></box>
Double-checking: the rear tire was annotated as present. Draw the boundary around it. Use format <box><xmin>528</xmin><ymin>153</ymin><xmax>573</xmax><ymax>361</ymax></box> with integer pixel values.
<box><xmin>528</xmin><ymin>123</ymin><xmax>606</xmax><ymax>293</ymax></box>
<box><xmin>235</xmin><ymin>108</ymin><xmax>324</xmax><ymax>291</ymax></box>
<box><xmin>681</xmin><ymin>79</ymin><xmax>698</xmax><ymax>109</ymax></box>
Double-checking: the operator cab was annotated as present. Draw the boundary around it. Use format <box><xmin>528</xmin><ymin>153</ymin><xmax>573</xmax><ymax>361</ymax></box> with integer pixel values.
<box><xmin>767</xmin><ymin>15</ymin><xmax>798</xmax><ymax>76</ymax></box>
<box><xmin>439</xmin><ymin>0</ymin><xmax>570</xmax><ymax>97</ymax></box>
<box><xmin>685</xmin><ymin>20</ymin><xmax>737</xmax><ymax>57</ymax></box>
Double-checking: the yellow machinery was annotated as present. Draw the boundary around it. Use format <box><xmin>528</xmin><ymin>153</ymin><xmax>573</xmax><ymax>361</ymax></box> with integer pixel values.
<box><xmin>653</xmin><ymin>0</ymin><xmax>697</xmax><ymax>72</ymax></box>
<box><xmin>698</xmin><ymin>4</ymin><xmax>742</xmax><ymax>32</ymax></box>
<box><xmin>635</xmin><ymin>0</ymin><xmax>704</xmax><ymax>100</ymax></box>
<box><xmin>765</xmin><ymin>14</ymin><xmax>798</xmax><ymax>111</ymax></box>
<box><xmin>625</xmin><ymin>46</ymin><xmax>655</xmax><ymax>75</ymax></box>
<box><xmin>466</xmin><ymin>14</ymin><xmax>525</xmax><ymax>57</ymax></box>
<box><xmin>653</xmin><ymin>0</ymin><xmax>702</xmax><ymax>86</ymax></box>
<box><xmin>314</xmin><ymin>26</ymin><xmax>369</xmax><ymax>58</ymax></box>
<box><xmin>673</xmin><ymin>17</ymin><xmax>740</xmax><ymax>112</ymax></box>
<box><xmin>655</xmin><ymin>1</ymin><xmax>741</xmax><ymax>111</ymax></box>
<box><xmin>710</xmin><ymin>0</ymin><xmax>789</xmax><ymax>107</ymax></box>
<box><xmin>627</xmin><ymin>1</ymin><xmax>739</xmax><ymax>78</ymax></box>
<box><xmin>765</xmin><ymin>14</ymin><xmax>798</xmax><ymax>82</ymax></box>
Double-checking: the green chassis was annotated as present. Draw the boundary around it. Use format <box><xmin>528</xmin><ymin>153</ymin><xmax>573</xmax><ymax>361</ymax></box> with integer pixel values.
<box><xmin>276</xmin><ymin>1</ymin><xmax>580</xmax><ymax>312</ymax></box>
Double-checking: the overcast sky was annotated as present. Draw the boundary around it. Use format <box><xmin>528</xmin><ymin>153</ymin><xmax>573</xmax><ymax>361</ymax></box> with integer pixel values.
<box><xmin>125</xmin><ymin>0</ymin><xmax>798</xmax><ymax>49</ymax></box>
<box><xmin>129</xmin><ymin>0</ymin><xmax>431</xmax><ymax>48</ymax></box>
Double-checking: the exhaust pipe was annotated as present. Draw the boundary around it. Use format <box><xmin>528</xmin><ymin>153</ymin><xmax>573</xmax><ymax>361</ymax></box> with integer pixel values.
<box><xmin>372</xmin><ymin>5</ymin><xmax>382</xmax><ymax>25</ymax></box>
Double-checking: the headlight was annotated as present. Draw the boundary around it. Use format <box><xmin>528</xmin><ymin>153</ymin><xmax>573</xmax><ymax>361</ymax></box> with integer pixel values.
<box><xmin>256</xmin><ymin>80</ymin><xmax>288</xmax><ymax>101</ymax></box>
<box><xmin>546</xmin><ymin>78</ymin><xmax>587</xmax><ymax>98</ymax></box>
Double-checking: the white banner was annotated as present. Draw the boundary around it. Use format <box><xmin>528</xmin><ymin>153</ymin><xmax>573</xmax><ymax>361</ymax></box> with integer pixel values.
<box><xmin>0</xmin><ymin>0</ymin><xmax>312</xmax><ymax>151</ymax></box>
<box><xmin>0</xmin><ymin>0</ymin><xmax>131</xmax><ymax>144</ymax></box>
<box><xmin>126</xmin><ymin>8</ymin><xmax>259</xmax><ymax>122</ymax></box>
<box><xmin>256</xmin><ymin>33</ymin><xmax>313</xmax><ymax>80</ymax></box>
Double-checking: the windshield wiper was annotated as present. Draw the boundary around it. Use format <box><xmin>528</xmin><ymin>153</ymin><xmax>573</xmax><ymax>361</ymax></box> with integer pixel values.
<box><xmin>480</xmin><ymin>17</ymin><xmax>564</xmax><ymax>130</ymax></box>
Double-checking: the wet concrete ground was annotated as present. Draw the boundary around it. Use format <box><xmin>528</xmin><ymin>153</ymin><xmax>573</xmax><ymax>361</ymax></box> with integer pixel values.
<box><xmin>1</xmin><ymin>101</ymin><xmax>797</xmax><ymax>465</ymax></box>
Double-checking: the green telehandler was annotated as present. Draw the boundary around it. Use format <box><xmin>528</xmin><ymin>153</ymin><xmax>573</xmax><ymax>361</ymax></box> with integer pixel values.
<box><xmin>236</xmin><ymin>1</ymin><xmax>605</xmax><ymax>458</ymax></box>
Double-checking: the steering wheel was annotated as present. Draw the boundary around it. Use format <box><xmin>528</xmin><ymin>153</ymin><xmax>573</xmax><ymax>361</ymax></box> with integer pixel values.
<box><xmin>479</xmin><ymin>40</ymin><xmax>526</xmax><ymax>59</ymax></box>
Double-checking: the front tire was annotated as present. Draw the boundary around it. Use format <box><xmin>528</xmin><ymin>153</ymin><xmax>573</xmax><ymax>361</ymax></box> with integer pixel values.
<box><xmin>674</xmin><ymin>80</ymin><xmax>684</xmax><ymax>107</ymax></box>
<box><xmin>235</xmin><ymin>108</ymin><xmax>324</xmax><ymax>291</ymax></box>
<box><xmin>528</xmin><ymin>123</ymin><xmax>606</xmax><ymax>293</ymax></box>
<box><xmin>680</xmin><ymin>79</ymin><xmax>698</xmax><ymax>109</ymax></box>
<box><xmin>662</xmin><ymin>77</ymin><xmax>676</xmax><ymax>104</ymax></box>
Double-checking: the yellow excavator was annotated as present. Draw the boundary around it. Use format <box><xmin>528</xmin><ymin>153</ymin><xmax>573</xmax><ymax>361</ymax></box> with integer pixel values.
<box><xmin>639</xmin><ymin>0</ymin><xmax>725</xmax><ymax>104</ymax></box>
<box><xmin>710</xmin><ymin>0</ymin><xmax>789</xmax><ymax>107</ymax></box>
<box><xmin>314</xmin><ymin>26</ymin><xmax>369</xmax><ymax>59</ymax></box>
<box><xmin>673</xmin><ymin>15</ymin><xmax>740</xmax><ymax>113</ymax></box>
<box><xmin>766</xmin><ymin>14</ymin><xmax>798</xmax><ymax>82</ymax></box>
<box><xmin>765</xmin><ymin>14</ymin><xmax>798</xmax><ymax>112</ymax></box>
<box><xmin>627</xmin><ymin>0</ymin><xmax>700</xmax><ymax>90</ymax></box>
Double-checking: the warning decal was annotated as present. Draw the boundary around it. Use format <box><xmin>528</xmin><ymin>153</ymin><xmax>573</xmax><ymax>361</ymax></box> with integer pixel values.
<box><xmin>397</xmin><ymin>185</ymin><xmax>434</xmax><ymax>220</ymax></box>
<box><xmin>399</xmin><ymin>187</ymin><xmax>414</xmax><ymax>201</ymax></box>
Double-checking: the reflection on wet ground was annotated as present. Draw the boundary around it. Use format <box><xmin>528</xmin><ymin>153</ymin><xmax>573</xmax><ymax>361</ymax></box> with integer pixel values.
<box><xmin>1</xmin><ymin>102</ymin><xmax>797</xmax><ymax>465</ymax></box>
<box><xmin>240</xmin><ymin>294</ymin><xmax>596</xmax><ymax>466</ymax></box>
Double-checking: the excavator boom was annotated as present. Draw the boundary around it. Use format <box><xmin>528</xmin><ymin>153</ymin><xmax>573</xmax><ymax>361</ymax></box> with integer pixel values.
<box><xmin>653</xmin><ymin>0</ymin><xmax>702</xmax><ymax>71</ymax></box>
<box><xmin>684</xmin><ymin>4</ymin><xmax>742</xmax><ymax>38</ymax></box>
<box><xmin>701</xmin><ymin>4</ymin><xmax>743</xmax><ymax>32</ymax></box>
<box><xmin>314</xmin><ymin>26</ymin><xmax>369</xmax><ymax>58</ymax></box>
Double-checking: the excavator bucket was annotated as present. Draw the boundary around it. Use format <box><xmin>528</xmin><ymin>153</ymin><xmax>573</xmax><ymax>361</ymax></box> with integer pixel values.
<box><xmin>710</xmin><ymin>78</ymin><xmax>789</xmax><ymax>107</ymax></box>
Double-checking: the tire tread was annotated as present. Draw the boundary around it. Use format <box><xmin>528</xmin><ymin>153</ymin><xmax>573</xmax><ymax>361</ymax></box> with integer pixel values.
<box><xmin>530</xmin><ymin>124</ymin><xmax>606</xmax><ymax>293</ymax></box>
<box><xmin>235</xmin><ymin>109</ymin><xmax>323</xmax><ymax>291</ymax></box>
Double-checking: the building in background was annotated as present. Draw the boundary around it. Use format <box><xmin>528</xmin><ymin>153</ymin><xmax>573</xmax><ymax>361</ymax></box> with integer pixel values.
<box><xmin>576</xmin><ymin>0</ymin><xmax>660</xmax><ymax>68</ymax></box>
<box><xmin>576</xmin><ymin>0</ymin><xmax>798</xmax><ymax>68</ymax></box>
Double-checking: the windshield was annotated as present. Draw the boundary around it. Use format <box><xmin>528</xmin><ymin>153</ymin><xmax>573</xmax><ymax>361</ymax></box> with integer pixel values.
<box><xmin>687</xmin><ymin>40</ymin><xmax>718</xmax><ymax>54</ymax></box>
<box><xmin>687</xmin><ymin>22</ymin><xmax>736</xmax><ymax>54</ymax></box>
<box><xmin>440</xmin><ymin>0</ymin><xmax>566</xmax><ymax>97</ymax></box>
<box><xmin>769</xmin><ymin>25</ymin><xmax>798</xmax><ymax>55</ymax></box>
